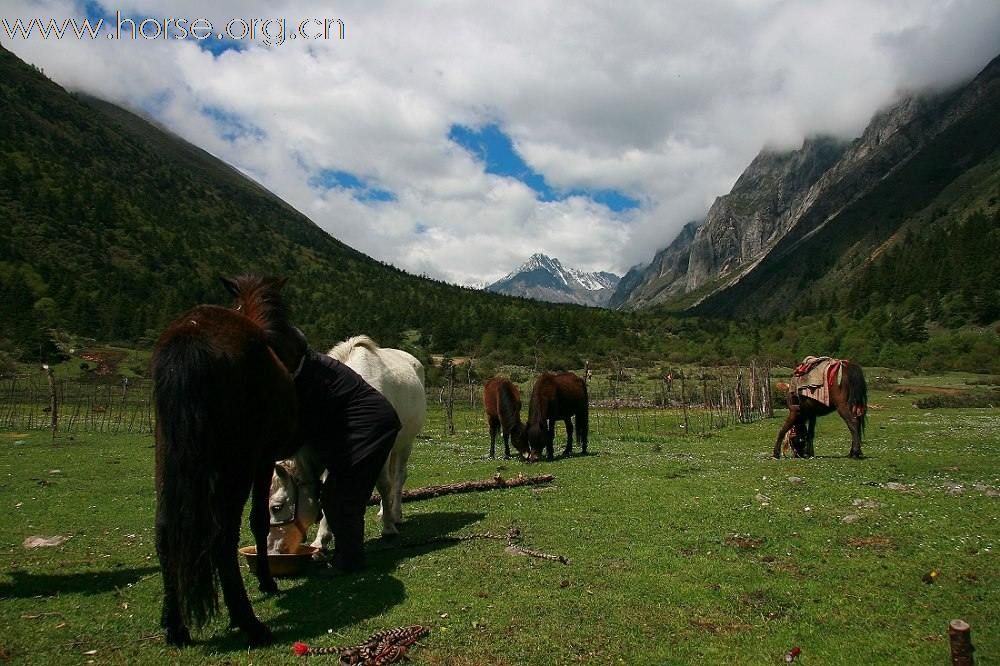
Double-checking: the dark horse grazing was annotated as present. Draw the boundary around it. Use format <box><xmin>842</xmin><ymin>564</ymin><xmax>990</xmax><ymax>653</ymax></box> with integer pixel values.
<box><xmin>484</xmin><ymin>377</ymin><xmax>527</xmax><ymax>459</ymax></box>
<box><xmin>772</xmin><ymin>359</ymin><xmax>868</xmax><ymax>460</ymax></box>
<box><xmin>153</xmin><ymin>276</ymin><xmax>305</xmax><ymax>647</ymax></box>
<box><xmin>525</xmin><ymin>372</ymin><xmax>589</xmax><ymax>461</ymax></box>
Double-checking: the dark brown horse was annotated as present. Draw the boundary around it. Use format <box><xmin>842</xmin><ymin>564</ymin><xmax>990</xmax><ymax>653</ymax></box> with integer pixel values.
<box><xmin>153</xmin><ymin>276</ymin><xmax>304</xmax><ymax>647</ymax></box>
<box><xmin>484</xmin><ymin>377</ymin><xmax>527</xmax><ymax>459</ymax></box>
<box><xmin>772</xmin><ymin>359</ymin><xmax>868</xmax><ymax>459</ymax></box>
<box><xmin>525</xmin><ymin>372</ymin><xmax>589</xmax><ymax>461</ymax></box>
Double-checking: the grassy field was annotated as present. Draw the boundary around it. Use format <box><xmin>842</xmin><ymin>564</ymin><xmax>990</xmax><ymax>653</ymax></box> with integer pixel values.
<box><xmin>0</xmin><ymin>380</ymin><xmax>997</xmax><ymax>664</ymax></box>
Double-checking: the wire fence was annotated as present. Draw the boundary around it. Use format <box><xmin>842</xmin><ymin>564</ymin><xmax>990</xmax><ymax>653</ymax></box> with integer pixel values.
<box><xmin>0</xmin><ymin>374</ymin><xmax>155</xmax><ymax>435</ymax></box>
<box><xmin>430</xmin><ymin>361</ymin><xmax>778</xmax><ymax>438</ymax></box>
<box><xmin>0</xmin><ymin>361</ymin><xmax>778</xmax><ymax>439</ymax></box>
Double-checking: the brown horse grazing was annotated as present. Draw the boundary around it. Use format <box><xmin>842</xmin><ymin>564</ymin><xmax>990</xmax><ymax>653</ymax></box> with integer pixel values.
<box><xmin>525</xmin><ymin>372</ymin><xmax>589</xmax><ymax>461</ymax></box>
<box><xmin>484</xmin><ymin>377</ymin><xmax>527</xmax><ymax>459</ymax></box>
<box><xmin>772</xmin><ymin>359</ymin><xmax>868</xmax><ymax>459</ymax></box>
<box><xmin>153</xmin><ymin>276</ymin><xmax>304</xmax><ymax>647</ymax></box>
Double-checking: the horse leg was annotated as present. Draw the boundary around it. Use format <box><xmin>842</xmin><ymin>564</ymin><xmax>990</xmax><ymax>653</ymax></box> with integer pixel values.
<box><xmin>375</xmin><ymin>455</ymin><xmax>398</xmax><ymax>537</ymax></box>
<box><xmin>310</xmin><ymin>467</ymin><xmax>334</xmax><ymax>552</ymax></box>
<box><xmin>805</xmin><ymin>416</ymin><xmax>817</xmax><ymax>458</ymax></box>
<box><xmin>250</xmin><ymin>464</ymin><xmax>278</xmax><ymax>594</ymax></box>
<box><xmin>489</xmin><ymin>417</ymin><xmax>499</xmax><ymax>459</ymax></box>
<box><xmin>502</xmin><ymin>431</ymin><xmax>512</xmax><ymax>459</ymax></box>
<box><xmin>312</xmin><ymin>512</ymin><xmax>334</xmax><ymax>552</ymax></box>
<box><xmin>390</xmin><ymin>442</ymin><xmax>411</xmax><ymax>528</ymax></box>
<box><xmin>836</xmin><ymin>403</ymin><xmax>863</xmax><ymax>459</ymax></box>
<box><xmin>215</xmin><ymin>517</ymin><xmax>272</xmax><ymax>646</ymax></box>
<box><xmin>577</xmin><ymin>409</ymin><xmax>589</xmax><ymax>455</ymax></box>
<box><xmin>545</xmin><ymin>419</ymin><xmax>556</xmax><ymax>461</ymax></box>
<box><xmin>562</xmin><ymin>417</ymin><xmax>574</xmax><ymax>456</ymax></box>
<box><xmin>155</xmin><ymin>512</ymin><xmax>191</xmax><ymax>647</ymax></box>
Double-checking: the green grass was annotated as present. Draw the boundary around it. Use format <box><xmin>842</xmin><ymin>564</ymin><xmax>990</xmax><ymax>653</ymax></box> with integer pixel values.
<box><xmin>1</xmin><ymin>383</ymin><xmax>998</xmax><ymax>664</ymax></box>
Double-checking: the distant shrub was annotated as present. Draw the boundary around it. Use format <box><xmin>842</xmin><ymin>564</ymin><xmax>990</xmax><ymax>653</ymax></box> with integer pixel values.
<box><xmin>869</xmin><ymin>375</ymin><xmax>899</xmax><ymax>390</ymax></box>
<box><xmin>965</xmin><ymin>376</ymin><xmax>1000</xmax><ymax>386</ymax></box>
<box><xmin>914</xmin><ymin>391</ymin><xmax>999</xmax><ymax>409</ymax></box>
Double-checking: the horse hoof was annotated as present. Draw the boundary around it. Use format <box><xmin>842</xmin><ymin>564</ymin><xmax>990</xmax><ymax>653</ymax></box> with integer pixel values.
<box><xmin>164</xmin><ymin>625</ymin><xmax>192</xmax><ymax>647</ymax></box>
<box><xmin>246</xmin><ymin>623</ymin><xmax>274</xmax><ymax>647</ymax></box>
<box><xmin>259</xmin><ymin>579</ymin><xmax>279</xmax><ymax>595</ymax></box>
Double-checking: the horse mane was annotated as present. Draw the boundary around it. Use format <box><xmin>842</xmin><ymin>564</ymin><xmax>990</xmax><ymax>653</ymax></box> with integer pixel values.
<box><xmin>527</xmin><ymin>373</ymin><xmax>554</xmax><ymax>426</ymax></box>
<box><xmin>223</xmin><ymin>275</ymin><xmax>292</xmax><ymax>335</ymax></box>
<box><xmin>329</xmin><ymin>335</ymin><xmax>380</xmax><ymax>362</ymax></box>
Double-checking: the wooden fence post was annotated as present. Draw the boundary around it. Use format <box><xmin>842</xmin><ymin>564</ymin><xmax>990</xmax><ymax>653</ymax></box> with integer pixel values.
<box><xmin>949</xmin><ymin>619</ymin><xmax>974</xmax><ymax>665</ymax></box>
<box><xmin>43</xmin><ymin>365</ymin><xmax>58</xmax><ymax>440</ymax></box>
<box><xmin>445</xmin><ymin>360</ymin><xmax>455</xmax><ymax>436</ymax></box>
<box><xmin>679</xmin><ymin>370</ymin><xmax>689</xmax><ymax>433</ymax></box>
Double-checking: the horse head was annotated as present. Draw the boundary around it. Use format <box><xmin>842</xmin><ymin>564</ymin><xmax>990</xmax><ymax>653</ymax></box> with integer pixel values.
<box><xmin>524</xmin><ymin>422</ymin><xmax>552</xmax><ymax>462</ymax></box>
<box><xmin>787</xmin><ymin>423</ymin><xmax>808</xmax><ymax>458</ymax></box>
<box><xmin>509</xmin><ymin>422</ymin><xmax>530</xmax><ymax>460</ymax></box>
<box><xmin>267</xmin><ymin>461</ymin><xmax>319</xmax><ymax>554</ymax></box>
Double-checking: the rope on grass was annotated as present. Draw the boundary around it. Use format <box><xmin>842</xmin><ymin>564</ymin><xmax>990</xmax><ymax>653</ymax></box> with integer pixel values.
<box><xmin>292</xmin><ymin>625</ymin><xmax>430</xmax><ymax>663</ymax></box>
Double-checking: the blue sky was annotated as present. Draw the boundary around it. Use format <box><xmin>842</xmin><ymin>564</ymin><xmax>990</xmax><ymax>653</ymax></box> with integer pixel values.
<box><xmin>309</xmin><ymin>169</ymin><xmax>396</xmax><ymax>203</ymax></box>
<box><xmin>448</xmin><ymin>124</ymin><xmax>640</xmax><ymax>213</ymax></box>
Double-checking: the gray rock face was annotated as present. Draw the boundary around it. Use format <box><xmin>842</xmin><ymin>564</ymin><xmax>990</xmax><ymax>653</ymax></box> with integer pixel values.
<box><xmin>486</xmin><ymin>253</ymin><xmax>620</xmax><ymax>307</ymax></box>
<box><xmin>613</xmin><ymin>53</ymin><xmax>1000</xmax><ymax>313</ymax></box>
<box><xmin>609</xmin><ymin>221</ymin><xmax>698</xmax><ymax>308</ymax></box>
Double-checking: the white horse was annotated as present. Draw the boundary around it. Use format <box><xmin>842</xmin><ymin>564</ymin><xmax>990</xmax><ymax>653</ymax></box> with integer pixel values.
<box><xmin>267</xmin><ymin>335</ymin><xmax>426</xmax><ymax>554</ymax></box>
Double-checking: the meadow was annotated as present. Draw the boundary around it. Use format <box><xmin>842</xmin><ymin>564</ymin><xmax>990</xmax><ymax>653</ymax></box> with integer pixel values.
<box><xmin>0</xmin><ymin>379</ymin><xmax>997</xmax><ymax>665</ymax></box>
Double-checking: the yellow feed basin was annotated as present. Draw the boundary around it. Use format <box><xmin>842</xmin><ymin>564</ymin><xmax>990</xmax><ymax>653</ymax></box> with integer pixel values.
<box><xmin>239</xmin><ymin>544</ymin><xmax>318</xmax><ymax>577</ymax></box>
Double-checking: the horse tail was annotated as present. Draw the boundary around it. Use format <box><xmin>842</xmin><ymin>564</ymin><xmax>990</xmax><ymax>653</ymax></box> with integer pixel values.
<box><xmin>329</xmin><ymin>335</ymin><xmax>380</xmax><ymax>361</ymax></box>
<box><xmin>843</xmin><ymin>361</ymin><xmax>867</xmax><ymax>439</ymax></box>
<box><xmin>153</xmin><ymin>335</ymin><xmax>223</xmax><ymax>629</ymax></box>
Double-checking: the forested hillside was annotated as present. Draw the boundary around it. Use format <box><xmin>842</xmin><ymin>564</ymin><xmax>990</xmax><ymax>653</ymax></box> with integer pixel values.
<box><xmin>1</xmin><ymin>44</ymin><xmax>998</xmax><ymax>375</ymax></box>
<box><xmin>0</xmin><ymin>45</ymin><xmax>636</xmax><ymax>368</ymax></box>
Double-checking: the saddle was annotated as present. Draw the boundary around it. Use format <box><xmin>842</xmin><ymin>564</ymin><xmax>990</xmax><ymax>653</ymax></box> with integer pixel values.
<box><xmin>792</xmin><ymin>355</ymin><xmax>831</xmax><ymax>377</ymax></box>
<box><xmin>789</xmin><ymin>357</ymin><xmax>844</xmax><ymax>408</ymax></box>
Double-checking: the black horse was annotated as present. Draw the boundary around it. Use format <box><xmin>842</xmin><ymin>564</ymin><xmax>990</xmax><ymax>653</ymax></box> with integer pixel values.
<box><xmin>153</xmin><ymin>276</ymin><xmax>304</xmax><ymax>647</ymax></box>
<box><xmin>773</xmin><ymin>359</ymin><xmax>868</xmax><ymax>459</ymax></box>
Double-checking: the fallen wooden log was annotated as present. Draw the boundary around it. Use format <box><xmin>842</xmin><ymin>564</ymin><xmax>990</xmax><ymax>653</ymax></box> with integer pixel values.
<box><xmin>367</xmin><ymin>473</ymin><xmax>554</xmax><ymax>506</ymax></box>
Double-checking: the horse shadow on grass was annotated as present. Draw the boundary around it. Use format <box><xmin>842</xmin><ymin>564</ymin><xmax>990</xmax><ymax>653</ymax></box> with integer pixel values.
<box><xmin>200</xmin><ymin>510</ymin><xmax>485</xmax><ymax>652</ymax></box>
<box><xmin>0</xmin><ymin>565</ymin><xmax>160</xmax><ymax>599</ymax></box>
<box><xmin>530</xmin><ymin>449</ymin><xmax>599</xmax><ymax>465</ymax></box>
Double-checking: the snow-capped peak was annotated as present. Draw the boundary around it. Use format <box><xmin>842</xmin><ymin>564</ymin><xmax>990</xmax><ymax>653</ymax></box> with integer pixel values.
<box><xmin>486</xmin><ymin>253</ymin><xmax>621</xmax><ymax>307</ymax></box>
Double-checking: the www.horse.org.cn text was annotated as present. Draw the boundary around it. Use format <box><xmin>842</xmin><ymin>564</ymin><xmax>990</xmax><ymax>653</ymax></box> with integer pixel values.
<box><xmin>0</xmin><ymin>13</ymin><xmax>346</xmax><ymax>47</ymax></box>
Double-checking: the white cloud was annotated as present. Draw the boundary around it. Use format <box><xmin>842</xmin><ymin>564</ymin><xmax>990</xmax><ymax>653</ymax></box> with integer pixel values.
<box><xmin>3</xmin><ymin>0</ymin><xmax>999</xmax><ymax>283</ymax></box>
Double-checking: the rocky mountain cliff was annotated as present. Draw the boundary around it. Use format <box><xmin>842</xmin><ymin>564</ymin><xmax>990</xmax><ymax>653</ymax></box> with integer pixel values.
<box><xmin>486</xmin><ymin>253</ymin><xmax>620</xmax><ymax>307</ymax></box>
<box><xmin>613</xmin><ymin>53</ymin><xmax>1000</xmax><ymax>316</ymax></box>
